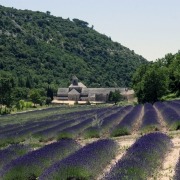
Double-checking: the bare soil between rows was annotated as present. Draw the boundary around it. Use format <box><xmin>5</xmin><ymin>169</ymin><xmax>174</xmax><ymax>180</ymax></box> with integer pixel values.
<box><xmin>78</xmin><ymin>131</ymin><xmax>180</xmax><ymax>180</ymax></box>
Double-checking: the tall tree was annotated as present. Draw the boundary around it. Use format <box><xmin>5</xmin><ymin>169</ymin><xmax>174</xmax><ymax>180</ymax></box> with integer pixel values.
<box><xmin>169</xmin><ymin>54</ymin><xmax>180</xmax><ymax>94</ymax></box>
<box><xmin>108</xmin><ymin>90</ymin><xmax>122</xmax><ymax>104</ymax></box>
<box><xmin>133</xmin><ymin>64</ymin><xmax>169</xmax><ymax>103</ymax></box>
<box><xmin>132</xmin><ymin>64</ymin><xmax>148</xmax><ymax>103</ymax></box>
<box><xmin>0</xmin><ymin>72</ymin><xmax>15</xmax><ymax>107</ymax></box>
<box><xmin>46</xmin><ymin>86</ymin><xmax>54</xmax><ymax>100</ymax></box>
<box><xmin>29</xmin><ymin>89</ymin><xmax>41</xmax><ymax>107</ymax></box>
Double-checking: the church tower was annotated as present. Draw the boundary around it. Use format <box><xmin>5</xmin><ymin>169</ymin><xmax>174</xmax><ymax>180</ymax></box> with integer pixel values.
<box><xmin>69</xmin><ymin>75</ymin><xmax>86</xmax><ymax>94</ymax></box>
<box><xmin>72</xmin><ymin>75</ymin><xmax>78</xmax><ymax>86</ymax></box>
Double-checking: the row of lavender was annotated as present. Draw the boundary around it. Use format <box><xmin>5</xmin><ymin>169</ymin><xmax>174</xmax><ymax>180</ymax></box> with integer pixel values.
<box><xmin>154</xmin><ymin>100</ymin><xmax>180</xmax><ymax>130</ymax></box>
<box><xmin>32</xmin><ymin>106</ymin><xmax>122</xmax><ymax>141</ymax></box>
<box><xmin>1</xmin><ymin>106</ymin><xmax>128</xmax><ymax>146</ymax></box>
<box><xmin>110</xmin><ymin>99</ymin><xmax>180</xmax><ymax>137</ymax></box>
<box><xmin>39</xmin><ymin>99</ymin><xmax>179</xmax><ymax>138</ymax></box>
<box><xmin>104</xmin><ymin>132</ymin><xmax>172</xmax><ymax>179</ymax></box>
<box><xmin>140</xmin><ymin>103</ymin><xmax>160</xmax><ymax>131</ymax></box>
<box><xmin>0</xmin><ymin>106</ymin><xmax>77</xmax><ymax>127</ymax></box>
<box><xmin>0</xmin><ymin>132</ymin><xmax>172</xmax><ymax>179</ymax></box>
<box><xmin>109</xmin><ymin>102</ymin><xmax>160</xmax><ymax>137</ymax></box>
<box><xmin>0</xmin><ymin>107</ymin><xmax>112</xmax><ymax>147</ymax></box>
<box><xmin>0</xmin><ymin>99</ymin><xmax>180</xmax><ymax>148</ymax></box>
<box><xmin>0</xmin><ymin>139</ymin><xmax>81</xmax><ymax>179</ymax></box>
<box><xmin>110</xmin><ymin>104</ymin><xmax>143</xmax><ymax>136</ymax></box>
<box><xmin>81</xmin><ymin>105</ymin><xmax>134</xmax><ymax>138</ymax></box>
<box><xmin>0</xmin><ymin>138</ymin><xmax>117</xmax><ymax>179</ymax></box>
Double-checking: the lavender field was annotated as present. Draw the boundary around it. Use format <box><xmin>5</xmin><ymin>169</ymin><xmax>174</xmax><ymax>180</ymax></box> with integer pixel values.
<box><xmin>0</xmin><ymin>100</ymin><xmax>180</xmax><ymax>179</ymax></box>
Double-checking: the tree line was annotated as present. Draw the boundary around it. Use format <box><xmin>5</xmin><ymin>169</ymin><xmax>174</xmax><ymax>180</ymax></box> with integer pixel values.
<box><xmin>0</xmin><ymin>70</ymin><xmax>54</xmax><ymax>114</ymax></box>
<box><xmin>133</xmin><ymin>52</ymin><xmax>180</xmax><ymax>103</ymax></box>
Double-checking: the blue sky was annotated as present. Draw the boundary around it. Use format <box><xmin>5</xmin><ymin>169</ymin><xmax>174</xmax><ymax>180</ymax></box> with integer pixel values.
<box><xmin>0</xmin><ymin>0</ymin><xmax>180</xmax><ymax>61</ymax></box>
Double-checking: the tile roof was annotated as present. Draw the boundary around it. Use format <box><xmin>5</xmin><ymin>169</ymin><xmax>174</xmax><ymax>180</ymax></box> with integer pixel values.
<box><xmin>69</xmin><ymin>82</ymin><xmax>87</xmax><ymax>88</ymax></box>
<box><xmin>68</xmin><ymin>89</ymin><xmax>80</xmax><ymax>95</ymax></box>
<box><xmin>57</xmin><ymin>88</ymin><xmax>69</xmax><ymax>95</ymax></box>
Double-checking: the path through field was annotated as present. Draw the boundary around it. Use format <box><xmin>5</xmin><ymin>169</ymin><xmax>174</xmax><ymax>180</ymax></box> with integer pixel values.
<box><xmin>132</xmin><ymin>105</ymin><xmax>144</xmax><ymax>134</ymax></box>
<box><xmin>154</xmin><ymin>133</ymin><xmax>180</xmax><ymax>180</ymax></box>
<box><xmin>80</xmin><ymin>132</ymin><xmax>180</xmax><ymax>180</ymax></box>
<box><xmin>154</xmin><ymin>106</ymin><xmax>167</xmax><ymax>132</ymax></box>
<box><xmin>97</xmin><ymin>135</ymin><xmax>137</xmax><ymax>180</ymax></box>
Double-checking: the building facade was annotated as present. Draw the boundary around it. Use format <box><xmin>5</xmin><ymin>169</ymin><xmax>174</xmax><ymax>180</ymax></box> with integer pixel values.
<box><xmin>56</xmin><ymin>76</ymin><xmax>128</xmax><ymax>102</ymax></box>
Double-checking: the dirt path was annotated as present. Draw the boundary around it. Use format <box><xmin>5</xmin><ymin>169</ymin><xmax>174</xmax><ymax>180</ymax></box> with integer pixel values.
<box><xmin>154</xmin><ymin>106</ymin><xmax>167</xmax><ymax>132</ymax></box>
<box><xmin>83</xmin><ymin>133</ymin><xmax>180</xmax><ymax>180</ymax></box>
<box><xmin>132</xmin><ymin>105</ymin><xmax>144</xmax><ymax>133</ymax></box>
<box><xmin>97</xmin><ymin>136</ymin><xmax>136</xmax><ymax>180</ymax></box>
<box><xmin>149</xmin><ymin>137</ymin><xmax>180</xmax><ymax>180</ymax></box>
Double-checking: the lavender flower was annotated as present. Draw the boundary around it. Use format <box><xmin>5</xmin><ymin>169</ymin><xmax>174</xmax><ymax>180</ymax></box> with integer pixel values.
<box><xmin>111</xmin><ymin>105</ymin><xmax>143</xmax><ymax>136</ymax></box>
<box><xmin>32</xmin><ymin>119</ymin><xmax>77</xmax><ymax>141</ymax></box>
<box><xmin>0</xmin><ymin>144</ymin><xmax>30</xmax><ymax>169</ymax></box>
<box><xmin>57</xmin><ymin>118</ymin><xmax>94</xmax><ymax>139</ymax></box>
<box><xmin>0</xmin><ymin>139</ymin><xmax>81</xmax><ymax>180</ymax></box>
<box><xmin>101</xmin><ymin>105</ymin><xmax>133</xmax><ymax>132</ymax></box>
<box><xmin>39</xmin><ymin>139</ymin><xmax>118</xmax><ymax>180</ymax></box>
<box><xmin>164</xmin><ymin>101</ymin><xmax>180</xmax><ymax>116</ymax></box>
<box><xmin>154</xmin><ymin>101</ymin><xmax>180</xmax><ymax>130</ymax></box>
<box><xmin>104</xmin><ymin>132</ymin><xmax>172</xmax><ymax>180</ymax></box>
<box><xmin>140</xmin><ymin>103</ymin><xmax>160</xmax><ymax>132</ymax></box>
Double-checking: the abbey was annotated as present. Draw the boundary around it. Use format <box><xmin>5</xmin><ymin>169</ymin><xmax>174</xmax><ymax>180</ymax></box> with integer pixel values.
<box><xmin>56</xmin><ymin>76</ymin><xmax>128</xmax><ymax>102</ymax></box>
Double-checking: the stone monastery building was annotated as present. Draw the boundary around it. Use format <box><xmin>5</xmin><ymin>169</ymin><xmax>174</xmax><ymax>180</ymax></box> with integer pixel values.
<box><xmin>56</xmin><ymin>76</ymin><xmax>128</xmax><ymax>102</ymax></box>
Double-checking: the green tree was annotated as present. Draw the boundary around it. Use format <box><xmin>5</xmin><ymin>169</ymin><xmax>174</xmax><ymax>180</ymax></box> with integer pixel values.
<box><xmin>29</xmin><ymin>89</ymin><xmax>41</xmax><ymax>107</ymax></box>
<box><xmin>46</xmin><ymin>11</ymin><xmax>51</xmax><ymax>16</ymax></box>
<box><xmin>108</xmin><ymin>91</ymin><xmax>113</xmax><ymax>102</ymax></box>
<box><xmin>73</xmin><ymin>18</ymin><xmax>89</xmax><ymax>27</ymax></box>
<box><xmin>132</xmin><ymin>64</ymin><xmax>148</xmax><ymax>103</ymax></box>
<box><xmin>108</xmin><ymin>90</ymin><xmax>122</xmax><ymax>104</ymax></box>
<box><xmin>133</xmin><ymin>64</ymin><xmax>169</xmax><ymax>103</ymax></box>
<box><xmin>46</xmin><ymin>86</ymin><xmax>54</xmax><ymax>100</ymax></box>
<box><xmin>169</xmin><ymin>54</ymin><xmax>180</xmax><ymax>95</ymax></box>
<box><xmin>46</xmin><ymin>97</ymin><xmax>52</xmax><ymax>106</ymax></box>
<box><xmin>0</xmin><ymin>72</ymin><xmax>15</xmax><ymax>107</ymax></box>
<box><xmin>13</xmin><ymin>87</ymin><xmax>29</xmax><ymax>102</ymax></box>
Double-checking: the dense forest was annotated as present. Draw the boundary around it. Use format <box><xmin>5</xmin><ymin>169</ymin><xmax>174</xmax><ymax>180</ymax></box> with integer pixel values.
<box><xmin>0</xmin><ymin>5</ymin><xmax>147</xmax><ymax>90</ymax></box>
<box><xmin>133</xmin><ymin>52</ymin><xmax>180</xmax><ymax>103</ymax></box>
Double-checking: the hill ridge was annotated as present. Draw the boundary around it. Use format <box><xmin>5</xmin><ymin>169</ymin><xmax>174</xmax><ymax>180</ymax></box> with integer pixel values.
<box><xmin>0</xmin><ymin>5</ymin><xmax>147</xmax><ymax>89</ymax></box>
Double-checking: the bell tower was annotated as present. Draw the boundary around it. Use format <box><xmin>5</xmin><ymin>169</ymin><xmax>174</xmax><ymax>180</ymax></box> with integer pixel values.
<box><xmin>72</xmin><ymin>75</ymin><xmax>78</xmax><ymax>86</ymax></box>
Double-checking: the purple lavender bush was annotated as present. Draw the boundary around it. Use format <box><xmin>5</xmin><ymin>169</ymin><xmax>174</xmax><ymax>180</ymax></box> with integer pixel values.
<box><xmin>82</xmin><ymin>126</ymin><xmax>100</xmax><ymax>138</ymax></box>
<box><xmin>32</xmin><ymin>119</ymin><xmax>77</xmax><ymax>141</ymax></box>
<box><xmin>174</xmin><ymin>157</ymin><xmax>180</xmax><ymax>180</ymax></box>
<box><xmin>57</xmin><ymin>118</ymin><xmax>94</xmax><ymax>139</ymax></box>
<box><xmin>164</xmin><ymin>101</ymin><xmax>180</xmax><ymax>116</ymax></box>
<box><xmin>0</xmin><ymin>119</ymin><xmax>67</xmax><ymax>147</ymax></box>
<box><xmin>154</xmin><ymin>101</ymin><xmax>180</xmax><ymax>130</ymax></box>
<box><xmin>0</xmin><ymin>123</ymin><xmax>22</xmax><ymax>135</ymax></box>
<box><xmin>110</xmin><ymin>105</ymin><xmax>143</xmax><ymax>136</ymax></box>
<box><xmin>101</xmin><ymin>106</ymin><xmax>133</xmax><ymax>133</ymax></box>
<box><xmin>0</xmin><ymin>144</ymin><xmax>30</xmax><ymax>169</ymax></box>
<box><xmin>173</xmin><ymin>99</ymin><xmax>180</xmax><ymax>104</ymax></box>
<box><xmin>39</xmin><ymin>139</ymin><xmax>118</xmax><ymax>180</ymax></box>
<box><xmin>97</xmin><ymin>107</ymin><xmax>122</xmax><ymax>120</ymax></box>
<box><xmin>104</xmin><ymin>132</ymin><xmax>172</xmax><ymax>180</ymax></box>
<box><xmin>140</xmin><ymin>103</ymin><xmax>160</xmax><ymax>132</ymax></box>
<box><xmin>0</xmin><ymin>139</ymin><xmax>81</xmax><ymax>180</ymax></box>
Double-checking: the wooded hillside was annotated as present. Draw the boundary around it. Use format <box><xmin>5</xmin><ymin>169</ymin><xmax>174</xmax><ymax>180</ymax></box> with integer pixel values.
<box><xmin>0</xmin><ymin>5</ymin><xmax>147</xmax><ymax>89</ymax></box>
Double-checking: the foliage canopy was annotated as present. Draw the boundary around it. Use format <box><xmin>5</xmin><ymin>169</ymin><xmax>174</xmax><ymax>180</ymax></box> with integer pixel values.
<box><xmin>0</xmin><ymin>5</ymin><xmax>147</xmax><ymax>90</ymax></box>
<box><xmin>133</xmin><ymin>52</ymin><xmax>180</xmax><ymax>103</ymax></box>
